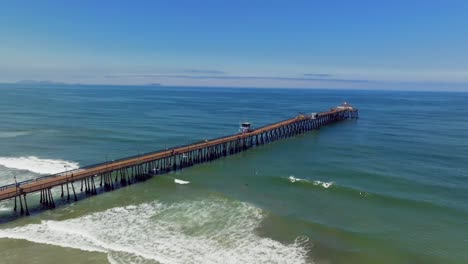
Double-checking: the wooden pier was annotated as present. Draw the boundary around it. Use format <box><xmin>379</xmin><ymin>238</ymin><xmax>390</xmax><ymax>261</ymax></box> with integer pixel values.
<box><xmin>0</xmin><ymin>104</ymin><xmax>358</xmax><ymax>216</ymax></box>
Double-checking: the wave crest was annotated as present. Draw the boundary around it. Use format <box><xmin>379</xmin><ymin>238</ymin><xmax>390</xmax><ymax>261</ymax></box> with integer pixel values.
<box><xmin>288</xmin><ymin>176</ymin><xmax>333</xmax><ymax>189</ymax></box>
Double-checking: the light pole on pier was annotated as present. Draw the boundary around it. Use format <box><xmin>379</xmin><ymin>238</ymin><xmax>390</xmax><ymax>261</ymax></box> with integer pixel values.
<box><xmin>63</xmin><ymin>165</ymin><xmax>70</xmax><ymax>197</ymax></box>
<box><xmin>105</xmin><ymin>155</ymin><xmax>110</xmax><ymax>174</ymax></box>
<box><xmin>64</xmin><ymin>165</ymin><xmax>69</xmax><ymax>178</ymax></box>
<box><xmin>13</xmin><ymin>173</ymin><xmax>17</xmax><ymax>188</ymax></box>
<box><xmin>13</xmin><ymin>173</ymin><xmax>18</xmax><ymax>212</ymax></box>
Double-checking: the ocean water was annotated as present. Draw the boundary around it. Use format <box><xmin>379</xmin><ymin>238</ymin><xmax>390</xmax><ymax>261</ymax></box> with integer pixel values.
<box><xmin>0</xmin><ymin>84</ymin><xmax>467</xmax><ymax>264</ymax></box>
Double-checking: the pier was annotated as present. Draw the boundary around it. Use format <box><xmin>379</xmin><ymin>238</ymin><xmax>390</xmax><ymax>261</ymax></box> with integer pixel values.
<box><xmin>0</xmin><ymin>104</ymin><xmax>358</xmax><ymax>216</ymax></box>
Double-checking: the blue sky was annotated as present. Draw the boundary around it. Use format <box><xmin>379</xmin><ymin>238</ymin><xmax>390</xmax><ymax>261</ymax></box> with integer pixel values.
<box><xmin>1</xmin><ymin>0</ymin><xmax>467</xmax><ymax>90</ymax></box>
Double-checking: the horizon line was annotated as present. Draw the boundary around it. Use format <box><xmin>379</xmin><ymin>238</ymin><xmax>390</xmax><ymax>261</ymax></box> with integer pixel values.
<box><xmin>1</xmin><ymin>81</ymin><xmax>468</xmax><ymax>93</ymax></box>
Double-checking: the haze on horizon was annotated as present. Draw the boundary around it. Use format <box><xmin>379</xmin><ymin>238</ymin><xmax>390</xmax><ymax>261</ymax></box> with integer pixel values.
<box><xmin>1</xmin><ymin>0</ymin><xmax>467</xmax><ymax>91</ymax></box>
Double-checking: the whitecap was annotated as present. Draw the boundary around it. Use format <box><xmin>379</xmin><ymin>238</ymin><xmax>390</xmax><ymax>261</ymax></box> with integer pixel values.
<box><xmin>313</xmin><ymin>180</ymin><xmax>334</xmax><ymax>189</ymax></box>
<box><xmin>174</xmin><ymin>178</ymin><xmax>190</xmax><ymax>185</ymax></box>
<box><xmin>0</xmin><ymin>131</ymin><xmax>31</xmax><ymax>138</ymax></box>
<box><xmin>288</xmin><ymin>176</ymin><xmax>333</xmax><ymax>189</ymax></box>
<box><xmin>0</xmin><ymin>199</ymin><xmax>309</xmax><ymax>264</ymax></box>
<box><xmin>0</xmin><ymin>156</ymin><xmax>79</xmax><ymax>175</ymax></box>
<box><xmin>289</xmin><ymin>175</ymin><xmax>307</xmax><ymax>183</ymax></box>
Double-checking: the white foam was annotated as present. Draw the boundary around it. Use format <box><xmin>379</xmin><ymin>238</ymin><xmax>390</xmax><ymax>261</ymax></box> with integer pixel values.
<box><xmin>289</xmin><ymin>175</ymin><xmax>307</xmax><ymax>183</ymax></box>
<box><xmin>0</xmin><ymin>204</ymin><xmax>10</xmax><ymax>212</ymax></box>
<box><xmin>288</xmin><ymin>176</ymin><xmax>333</xmax><ymax>189</ymax></box>
<box><xmin>0</xmin><ymin>131</ymin><xmax>31</xmax><ymax>138</ymax></box>
<box><xmin>174</xmin><ymin>178</ymin><xmax>190</xmax><ymax>185</ymax></box>
<box><xmin>0</xmin><ymin>156</ymin><xmax>79</xmax><ymax>175</ymax></box>
<box><xmin>0</xmin><ymin>199</ymin><xmax>309</xmax><ymax>264</ymax></box>
<box><xmin>313</xmin><ymin>180</ymin><xmax>334</xmax><ymax>189</ymax></box>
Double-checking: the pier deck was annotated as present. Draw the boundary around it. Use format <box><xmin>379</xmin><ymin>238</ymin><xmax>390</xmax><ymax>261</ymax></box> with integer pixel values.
<box><xmin>0</xmin><ymin>105</ymin><xmax>358</xmax><ymax>216</ymax></box>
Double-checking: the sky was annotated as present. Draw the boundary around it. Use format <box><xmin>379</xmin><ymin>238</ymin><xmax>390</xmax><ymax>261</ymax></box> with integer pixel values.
<box><xmin>0</xmin><ymin>0</ymin><xmax>467</xmax><ymax>90</ymax></box>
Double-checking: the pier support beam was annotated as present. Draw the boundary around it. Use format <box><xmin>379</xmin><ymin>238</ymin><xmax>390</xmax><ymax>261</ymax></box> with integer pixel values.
<box><xmin>71</xmin><ymin>181</ymin><xmax>77</xmax><ymax>201</ymax></box>
<box><xmin>66</xmin><ymin>182</ymin><xmax>70</xmax><ymax>201</ymax></box>
<box><xmin>24</xmin><ymin>195</ymin><xmax>29</xmax><ymax>216</ymax></box>
<box><xmin>1</xmin><ymin>106</ymin><xmax>358</xmax><ymax>217</ymax></box>
<box><xmin>19</xmin><ymin>193</ymin><xmax>24</xmax><ymax>215</ymax></box>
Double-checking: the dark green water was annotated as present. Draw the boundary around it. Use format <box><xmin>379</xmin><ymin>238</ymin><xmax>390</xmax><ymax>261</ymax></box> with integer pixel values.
<box><xmin>0</xmin><ymin>84</ymin><xmax>467</xmax><ymax>264</ymax></box>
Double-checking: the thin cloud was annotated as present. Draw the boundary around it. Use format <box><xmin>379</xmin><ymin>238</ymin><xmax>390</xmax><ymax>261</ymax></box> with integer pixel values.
<box><xmin>303</xmin><ymin>73</ymin><xmax>333</xmax><ymax>78</ymax></box>
<box><xmin>183</xmin><ymin>69</ymin><xmax>226</xmax><ymax>75</ymax></box>
<box><xmin>104</xmin><ymin>69</ymin><xmax>227</xmax><ymax>79</ymax></box>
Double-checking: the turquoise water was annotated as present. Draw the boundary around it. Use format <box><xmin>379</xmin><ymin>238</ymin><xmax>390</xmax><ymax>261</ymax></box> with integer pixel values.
<box><xmin>0</xmin><ymin>84</ymin><xmax>467</xmax><ymax>264</ymax></box>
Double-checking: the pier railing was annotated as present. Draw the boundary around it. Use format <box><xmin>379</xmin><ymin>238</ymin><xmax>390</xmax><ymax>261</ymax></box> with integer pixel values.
<box><xmin>0</xmin><ymin>106</ymin><xmax>358</xmax><ymax>216</ymax></box>
<box><xmin>0</xmin><ymin>117</ymin><xmax>297</xmax><ymax>192</ymax></box>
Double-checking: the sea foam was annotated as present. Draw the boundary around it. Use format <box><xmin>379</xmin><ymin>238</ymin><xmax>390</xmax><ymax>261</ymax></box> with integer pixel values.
<box><xmin>0</xmin><ymin>199</ymin><xmax>310</xmax><ymax>264</ymax></box>
<box><xmin>174</xmin><ymin>178</ymin><xmax>190</xmax><ymax>185</ymax></box>
<box><xmin>288</xmin><ymin>176</ymin><xmax>306</xmax><ymax>183</ymax></box>
<box><xmin>288</xmin><ymin>175</ymin><xmax>334</xmax><ymax>189</ymax></box>
<box><xmin>313</xmin><ymin>180</ymin><xmax>334</xmax><ymax>189</ymax></box>
<box><xmin>0</xmin><ymin>204</ymin><xmax>10</xmax><ymax>212</ymax></box>
<box><xmin>0</xmin><ymin>156</ymin><xmax>79</xmax><ymax>175</ymax></box>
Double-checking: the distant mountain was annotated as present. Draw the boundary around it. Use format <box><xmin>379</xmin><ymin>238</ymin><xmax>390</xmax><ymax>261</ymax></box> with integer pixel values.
<box><xmin>15</xmin><ymin>80</ymin><xmax>66</xmax><ymax>85</ymax></box>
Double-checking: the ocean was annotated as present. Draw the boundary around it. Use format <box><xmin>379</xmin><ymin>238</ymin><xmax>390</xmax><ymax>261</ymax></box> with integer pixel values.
<box><xmin>0</xmin><ymin>84</ymin><xmax>467</xmax><ymax>264</ymax></box>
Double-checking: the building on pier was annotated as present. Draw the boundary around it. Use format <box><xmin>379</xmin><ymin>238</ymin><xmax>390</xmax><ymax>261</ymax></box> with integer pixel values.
<box><xmin>336</xmin><ymin>101</ymin><xmax>355</xmax><ymax>110</ymax></box>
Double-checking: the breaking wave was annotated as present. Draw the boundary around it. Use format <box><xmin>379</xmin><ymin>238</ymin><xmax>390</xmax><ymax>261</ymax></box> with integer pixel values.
<box><xmin>0</xmin><ymin>156</ymin><xmax>79</xmax><ymax>175</ymax></box>
<box><xmin>0</xmin><ymin>198</ymin><xmax>310</xmax><ymax>264</ymax></box>
<box><xmin>0</xmin><ymin>204</ymin><xmax>10</xmax><ymax>212</ymax></box>
<box><xmin>288</xmin><ymin>176</ymin><xmax>334</xmax><ymax>189</ymax></box>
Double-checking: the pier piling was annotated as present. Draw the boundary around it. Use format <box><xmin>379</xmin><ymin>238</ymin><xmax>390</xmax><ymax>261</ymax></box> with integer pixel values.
<box><xmin>0</xmin><ymin>105</ymin><xmax>357</xmax><ymax>216</ymax></box>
